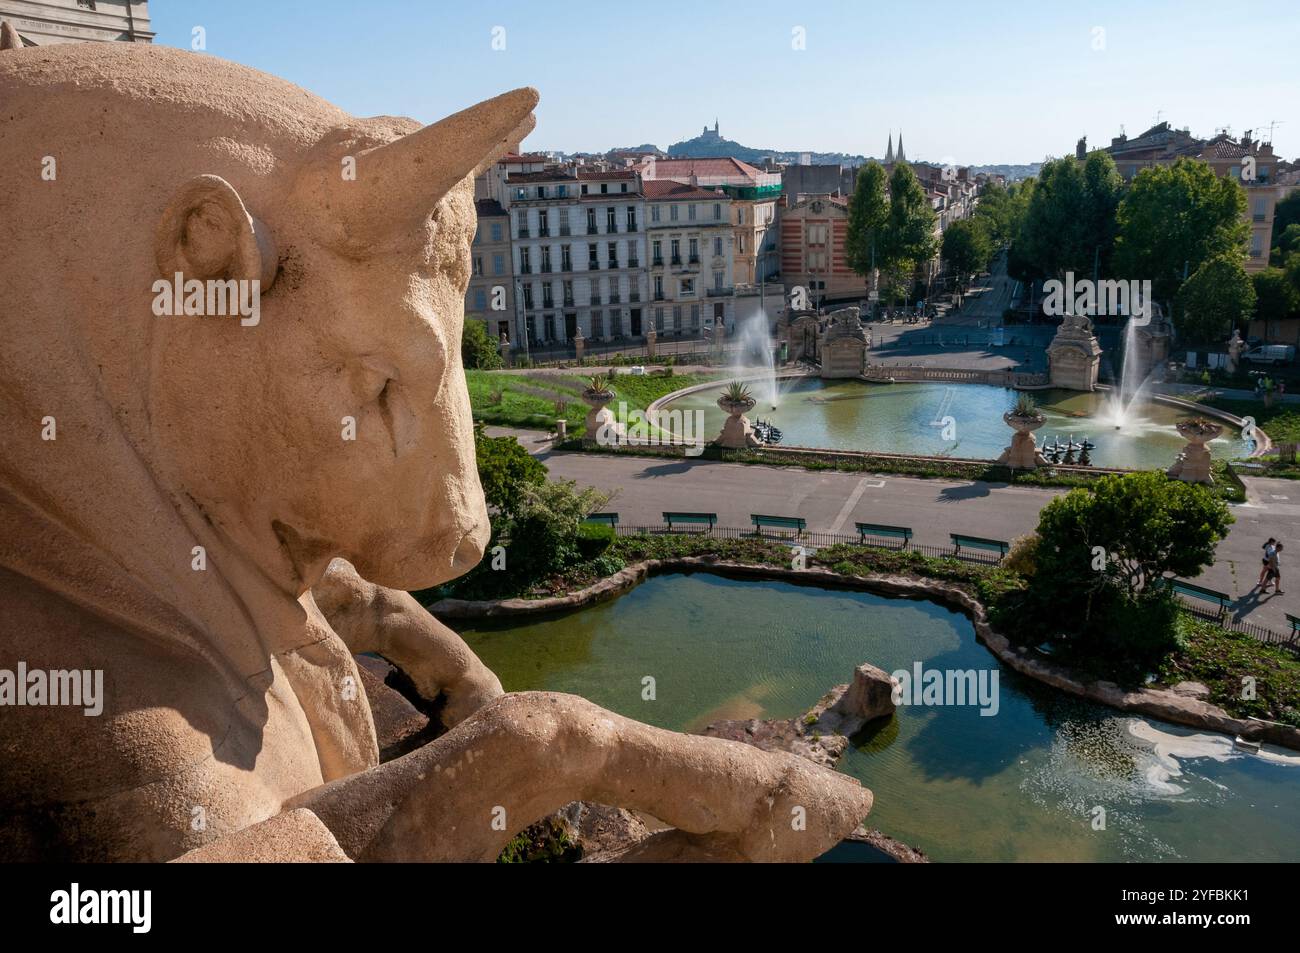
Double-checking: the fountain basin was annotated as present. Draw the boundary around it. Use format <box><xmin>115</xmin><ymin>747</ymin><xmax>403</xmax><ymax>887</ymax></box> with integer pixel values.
<box><xmin>659</xmin><ymin>379</ymin><xmax>1250</xmax><ymax>470</ymax></box>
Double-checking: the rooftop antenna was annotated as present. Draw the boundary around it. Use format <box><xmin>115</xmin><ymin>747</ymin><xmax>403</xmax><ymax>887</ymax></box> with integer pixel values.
<box><xmin>1259</xmin><ymin>119</ymin><xmax>1284</xmax><ymax>144</ymax></box>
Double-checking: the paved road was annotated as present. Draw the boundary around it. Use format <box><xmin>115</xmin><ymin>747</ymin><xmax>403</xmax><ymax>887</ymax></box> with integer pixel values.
<box><xmin>491</xmin><ymin>426</ymin><xmax>1299</xmax><ymax>633</ymax></box>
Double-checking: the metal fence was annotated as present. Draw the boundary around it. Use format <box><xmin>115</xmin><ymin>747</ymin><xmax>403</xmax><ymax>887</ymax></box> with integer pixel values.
<box><xmin>610</xmin><ymin>523</ymin><xmax>1006</xmax><ymax>565</ymax></box>
<box><xmin>1178</xmin><ymin>602</ymin><xmax>1299</xmax><ymax>653</ymax></box>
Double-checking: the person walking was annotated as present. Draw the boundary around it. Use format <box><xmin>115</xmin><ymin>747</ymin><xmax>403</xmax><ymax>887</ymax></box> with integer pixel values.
<box><xmin>1264</xmin><ymin>542</ymin><xmax>1284</xmax><ymax>595</ymax></box>
<box><xmin>1259</xmin><ymin>538</ymin><xmax>1278</xmax><ymax>588</ymax></box>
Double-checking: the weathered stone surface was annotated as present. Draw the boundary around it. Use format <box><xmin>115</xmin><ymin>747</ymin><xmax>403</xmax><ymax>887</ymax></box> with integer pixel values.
<box><xmin>171</xmin><ymin>809</ymin><xmax>350</xmax><ymax>863</ymax></box>
<box><xmin>353</xmin><ymin>655</ymin><xmax>431</xmax><ymax>760</ymax></box>
<box><xmin>832</xmin><ymin>662</ymin><xmax>898</xmax><ymax>723</ymax></box>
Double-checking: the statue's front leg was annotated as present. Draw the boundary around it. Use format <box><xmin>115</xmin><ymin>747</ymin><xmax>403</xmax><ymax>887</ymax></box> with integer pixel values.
<box><xmin>291</xmin><ymin>691</ymin><xmax>872</xmax><ymax>863</ymax></box>
<box><xmin>311</xmin><ymin>558</ymin><xmax>502</xmax><ymax>728</ymax></box>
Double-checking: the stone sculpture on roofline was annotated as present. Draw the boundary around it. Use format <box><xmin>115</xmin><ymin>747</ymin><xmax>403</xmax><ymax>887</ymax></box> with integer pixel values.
<box><xmin>0</xmin><ymin>31</ymin><xmax>871</xmax><ymax>862</ymax></box>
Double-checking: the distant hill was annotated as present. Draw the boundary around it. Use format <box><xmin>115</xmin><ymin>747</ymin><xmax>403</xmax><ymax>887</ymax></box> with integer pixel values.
<box><xmin>969</xmin><ymin>163</ymin><xmax>1041</xmax><ymax>181</ymax></box>
<box><xmin>665</xmin><ymin>133</ymin><xmax>772</xmax><ymax>162</ymax></box>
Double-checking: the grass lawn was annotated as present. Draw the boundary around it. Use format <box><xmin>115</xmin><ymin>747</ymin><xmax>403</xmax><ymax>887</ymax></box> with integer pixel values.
<box><xmin>465</xmin><ymin>369</ymin><xmax>721</xmax><ymax>437</ymax></box>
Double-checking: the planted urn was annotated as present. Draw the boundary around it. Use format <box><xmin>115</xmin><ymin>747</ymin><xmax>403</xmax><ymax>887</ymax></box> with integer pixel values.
<box><xmin>581</xmin><ymin>373</ymin><xmax>620</xmax><ymax>446</ymax></box>
<box><xmin>717</xmin><ymin>380</ymin><xmax>756</xmax><ymax>416</ymax></box>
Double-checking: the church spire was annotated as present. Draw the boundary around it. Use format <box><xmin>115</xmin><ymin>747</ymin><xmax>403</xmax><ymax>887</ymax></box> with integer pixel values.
<box><xmin>897</xmin><ymin>132</ymin><xmax>906</xmax><ymax>162</ymax></box>
<box><xmin>885</xmin><ymin>133</ymin><xmax>894</xmax><ymax>164</ymax></box>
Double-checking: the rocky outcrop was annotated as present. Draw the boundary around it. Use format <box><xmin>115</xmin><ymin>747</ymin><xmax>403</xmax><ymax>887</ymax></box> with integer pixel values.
<box><xmin>171</xmin><ymin>809</ymin><xmax>350</xmax><ymax>863</ymax></box>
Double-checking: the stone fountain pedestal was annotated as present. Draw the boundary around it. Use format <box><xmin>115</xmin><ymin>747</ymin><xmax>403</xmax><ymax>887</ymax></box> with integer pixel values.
<box><xmin>1167</xmin><ymin>419</ymin><xmax>1222</xmax><ymax>484</ymax></box>
<box><xmin>715</xmin><ymin>395</ymin><xmax>761</xmax><ymax>449</ymax></box>
<box><xmin>820</xmin><ymin>306</ymin><xmax>869</xmax><ymax>379</ymax></box>
<box><xmin>1047</xmin><ymin>313</ymin><xmax>1102</xmax><ymax>391</ymax></box>
<box><xmin>581</xmin><ymin>388</ymin><xmax>621</xmax><ymax>447</ymax></box>
<box><xmin>996</xmin><ymin>410</ymin><xmax>1048</xmax><ymax>469</ymax></box>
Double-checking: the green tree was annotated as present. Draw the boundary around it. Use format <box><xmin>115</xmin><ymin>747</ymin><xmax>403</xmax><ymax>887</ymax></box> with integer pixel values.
<box><xmin>1271</xmin><ymin>222</ymin><xmax>1300</xmax><ymax>265</ymax></box>
<box><xmin>462</xmin><ymin>318</ymin><xmax>504</xmax><ymax>370</ymax></box>
<box><xmin>1252</xmin><ymin>266</ymin><xmax>1300</xmax><ymax>324</ymax></box>
<box><xmin>1113</xmin><ymin>158</ymin><xmax>1248</xmax><ymax>305</ymax></box>
<box><xmin>1018</xmin><ymin>472</ymin><xmax>1233</xmax><ymax>671</ymax></box>
<box><xmin>1019</xmin><ymin>152</ymin><xmax>1123</xmax><ymax>280</ymax></box>
<box><xmin>844</xmin><ymin>161</ymin><xmax>889</xmax><ymax>282</ymax></box>
<box><xmin>972</xmin><ymin>179</ymin><xmax>1033</xmax><ymax>247</ymax></box>
<box><xmin>877</xmin><ymin>163</ymin><xmax>938</xmax><ymax>298</ymax></box>
<box><xmin>941</xmin><ymin>217</ymin><xmax>993</xmax><ymax>290</ymax></box>
<box><xmin>473</xmin><ymin>422</ymin><xmax>545</xmax><ymax>515</ymax></box>
<box><xmin>1272</xmin><ymin>191</ymin><xmax>1300</xmax><ymax>264</ymax></box>
<box><xmin>1175</xmin><ymin>254</ymin><xmax>1257</xmax><ymax>343</ymax></box>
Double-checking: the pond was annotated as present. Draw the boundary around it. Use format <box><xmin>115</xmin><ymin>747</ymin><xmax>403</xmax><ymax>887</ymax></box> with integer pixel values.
<box><xmin>662</xmin><ymin>379</ymin><xmax>1250</xmax><ymax>471</ymax></box>
<box><xmin>457</xmin><ymin>572</ymin><xmax>1300</xmax><ymax>862</ymax></box>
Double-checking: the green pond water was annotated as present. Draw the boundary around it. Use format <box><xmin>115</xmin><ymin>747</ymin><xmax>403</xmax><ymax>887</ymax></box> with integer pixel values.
<box><xmin>664</xmin><ymin>379</ymin><xmax>1250</xmax><ymax>470</ymax></box>
<box><xmin>457</xmin><ymin>573</ymin><xmax>1300</xmax><ymax>862</ymax></box>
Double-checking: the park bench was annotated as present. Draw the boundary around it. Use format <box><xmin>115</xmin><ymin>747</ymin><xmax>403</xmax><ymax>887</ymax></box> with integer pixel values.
<box><xmin>1163</xmin><ymin>578</ymin><xmax>1234</xmax><ymax>619</ymax></box>
<box><xmin>1285</xmin><ymin>613</ymin><xmax>1299</xmax><ymax>638</ymax></box>
<box><xmin>663</xmin><ymin>511</ymin><xmax>716</xmax><ymax>532</ymax></box>
<box><xmin>584</xmin><ymin>512</ymin><xmax>619</xmax><ymax>527</ymax></box>
<box><xmin>855</xmin><ymin>522</ymin><xmax>913</xmax><ymax>548</ymax></box>
<box><xmin>950</xmin><ymin>534</ymin><xmax>1009</xmax><ymax>559</ymax></box>
<box><xmin>751</xmin><ymin>514</ymin><xmax>806</xmax><ymax>537</ymax></box>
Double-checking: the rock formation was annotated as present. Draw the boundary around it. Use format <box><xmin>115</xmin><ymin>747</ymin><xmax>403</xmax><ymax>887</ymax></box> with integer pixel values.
<box><xmin>0</xmin><ymin>37</ymin><xmax>870</xmax><ymax>862</ymax></box>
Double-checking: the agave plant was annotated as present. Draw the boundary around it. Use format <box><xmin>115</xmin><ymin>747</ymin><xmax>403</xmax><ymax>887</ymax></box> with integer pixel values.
<box><xmin>1011</xmin><ymin>392</ymin><xmax>1040</xmax><ymax>417</ymax></box>
<box><xmin>721</xmin><ymin>380</ymin><xmax>753</xmax><ymax>404</ymax></box>
<box><xmin>585</xmin><ymin>373</ymin><xmax>613</xmax><ymax>397</ymax></box>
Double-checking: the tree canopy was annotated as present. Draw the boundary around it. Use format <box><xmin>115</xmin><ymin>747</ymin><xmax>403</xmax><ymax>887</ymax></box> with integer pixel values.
<box><xmin>1113</xmin><ymin>158</ymin><xmax>1248</xmax><ymax>304</ymax></box>
<box><xmin>941</xmin><ymin>217</ymin><xmax>994</xmax><ymax>285</ymax></box>
<box><xmin>1018</xmin><ymin>152</ymin><xmax>1123</xmax><ymax>281</ymax></box>
<box><xmin>1175</xmin><ymin>254</ymin><xmax>1256</xmax><ymax>343</ymax></box>
<box><xmin>844</xmin><ymin>161</ymin><xmax>888</xmax><ymax>278</ymax></box>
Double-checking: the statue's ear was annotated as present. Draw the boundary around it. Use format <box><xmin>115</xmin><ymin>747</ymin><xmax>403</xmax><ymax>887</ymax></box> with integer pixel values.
<box><xmin>154</xmin><ymin>174</ymin><xmax>278</xmax><ymax>289</ymax></box>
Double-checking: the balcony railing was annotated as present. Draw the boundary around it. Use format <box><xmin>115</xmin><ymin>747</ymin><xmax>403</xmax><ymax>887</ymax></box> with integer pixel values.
<box><xmin>671</xmin><ymin>256</ymin><xmax>682</xmax><ymax>266</ymax></box>
<box><xmin>630</xmin><ymin>290</ymin><xmax>641</xmax><ymax>302</ymax></box>
<box><xmin>519</xmin><ymin>265</ymin><xmax>532</xmax><ymax>274</ymax></box>
<box><xmin>538</xmin><ymin>227</ymin><xmax>550</xmax><ymax>237</ymax></box>
<box><xmin>689</xmin><ymin>255</ymin><xmax>700</xmax><ymax>264</ymax></box>
<box><xmin>652</xmin><ymin>256</ymin><xmax>664</xmax><ymax>267</ymax></box>
<box><xmin>560</xmin><ymin>226</ymin><xmax>571</xmax><ymax>236</ymax></box>
<box><xmin>610</xmin><ymin>293</ymin><xmax>621</xmax><ymax>304</ymax></box>
<box><xmin>654</xmin><ymin>292</ymin><xmax>665</xmax><ymax>301</ymax></box>
<box><xmin>587</xmin><ymin>225</ymin><xmax>599</xmax><ymax>235</ymax></box>
<box><xmin>628</xmin><ymin>258</ymin><xmax>640</xmax><ymax>268</ymax></box>
<box><xmin>518</xmin><ymin>228</ymin><xmax>530</xmax><ymax>238</ymax></box>
<box><xmin>591</xmin><ymin>294</ymin><xmax>602</xmax><ymax>305</ymax></box>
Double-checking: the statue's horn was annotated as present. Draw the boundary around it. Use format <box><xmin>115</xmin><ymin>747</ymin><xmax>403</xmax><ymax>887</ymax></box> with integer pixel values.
<box><xmin>1</xmin><ymin>20</ymin><xmax>24</xmax><ymax>50</ymax></box>
<box><xmin>331</xmin><ymin>87</ymin><xmax>537</xmax><ymax>239</ymax></box>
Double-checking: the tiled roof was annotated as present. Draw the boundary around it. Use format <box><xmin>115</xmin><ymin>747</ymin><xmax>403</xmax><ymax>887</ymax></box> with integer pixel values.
<box><xmin>498</xmin><ymin>152</ymin><xmax>549</xmax><ymax>163</ymax></box>
<box><xmin>642</xmin><ymin>179</ymin><xmax>727</xmax><ymax>200</ymax></box>
<box><xmin>648</xmin><ymin>157</ymin><xmax>764</xmax><ymax>179</ymax></box>
<box><xmin>1199</xmin><ymin>136</ymin><xmax>1251</xmax><ymax>159</ymax></box>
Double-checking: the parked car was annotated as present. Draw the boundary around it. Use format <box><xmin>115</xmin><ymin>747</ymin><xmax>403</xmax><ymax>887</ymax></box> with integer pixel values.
<box><xmin>1244</xmin><ymin>344</ymin><xmax>1296</xmax><ymax>366</ymax></box>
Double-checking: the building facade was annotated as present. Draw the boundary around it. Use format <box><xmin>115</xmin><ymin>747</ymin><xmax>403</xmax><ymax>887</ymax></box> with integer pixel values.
<box><xmin>496</xmin><ymin>165</ymin><xmax>648</xmax><ymax>346</ymax></box>
<box><xmin>0</xmin><ymin>0</ymin><xmax>152</xmax><ymax>45</ymax></box>
<box><xmin>464</xmin><ymin>199</ymin><xmax>514</xmax><ymax>343</ymax></box>
<box><xmin>1099</xmin><ymin>122</ymin><xmax>1280</xmax><ymax>273</ymax></box>
<box><xmin>779</xmin><ymin>194</ymin><xmax>860</xmax><ymax>305</ymax></box>
<box><xmin>643</xmin><ymin>179</ymin><xmax>734</xmax><ymax>335</ymax></box>
<box><xmin>639</xmin><ymin>156</ymin><xmax>780</xmax><ymax>287</ymax></box>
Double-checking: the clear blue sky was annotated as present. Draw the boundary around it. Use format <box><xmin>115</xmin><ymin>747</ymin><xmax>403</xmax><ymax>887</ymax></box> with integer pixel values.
<box><xmin>152</xmin><ymin>0</ymin><xmax>1299</xmax><ymax>165</ymax></box>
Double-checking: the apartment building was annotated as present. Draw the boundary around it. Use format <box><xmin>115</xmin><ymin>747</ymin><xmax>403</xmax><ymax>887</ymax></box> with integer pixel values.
<box><xmin>642</xmin><ymin>180</ymin><xmax>735</xmax><ymax>335</ymax></box>
<box><xmin>464</xmin><ymin>199</ymin><xmax>514</xmax><ymax>342</ymax></box>
<box><xmin>639</xmin><ymin>156</ymin><xmax>780</xmax><ymax>286</ymax></box>
<box><xmin>1100</xmin><ymin>122</ymin><xmax>1281</xmax><ymax>272</ymax></box>
<box><xmin>491</xmin><ymin>163</ymin><xmax>648</xmax><ymax>346</ymax></box>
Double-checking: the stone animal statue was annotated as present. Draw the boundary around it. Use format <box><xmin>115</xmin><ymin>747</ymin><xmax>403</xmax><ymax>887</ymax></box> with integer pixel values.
<box><xmin>0</xmin><ymin>34</ymin><xmax>871</xmax><ymax>862</ymax></box>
